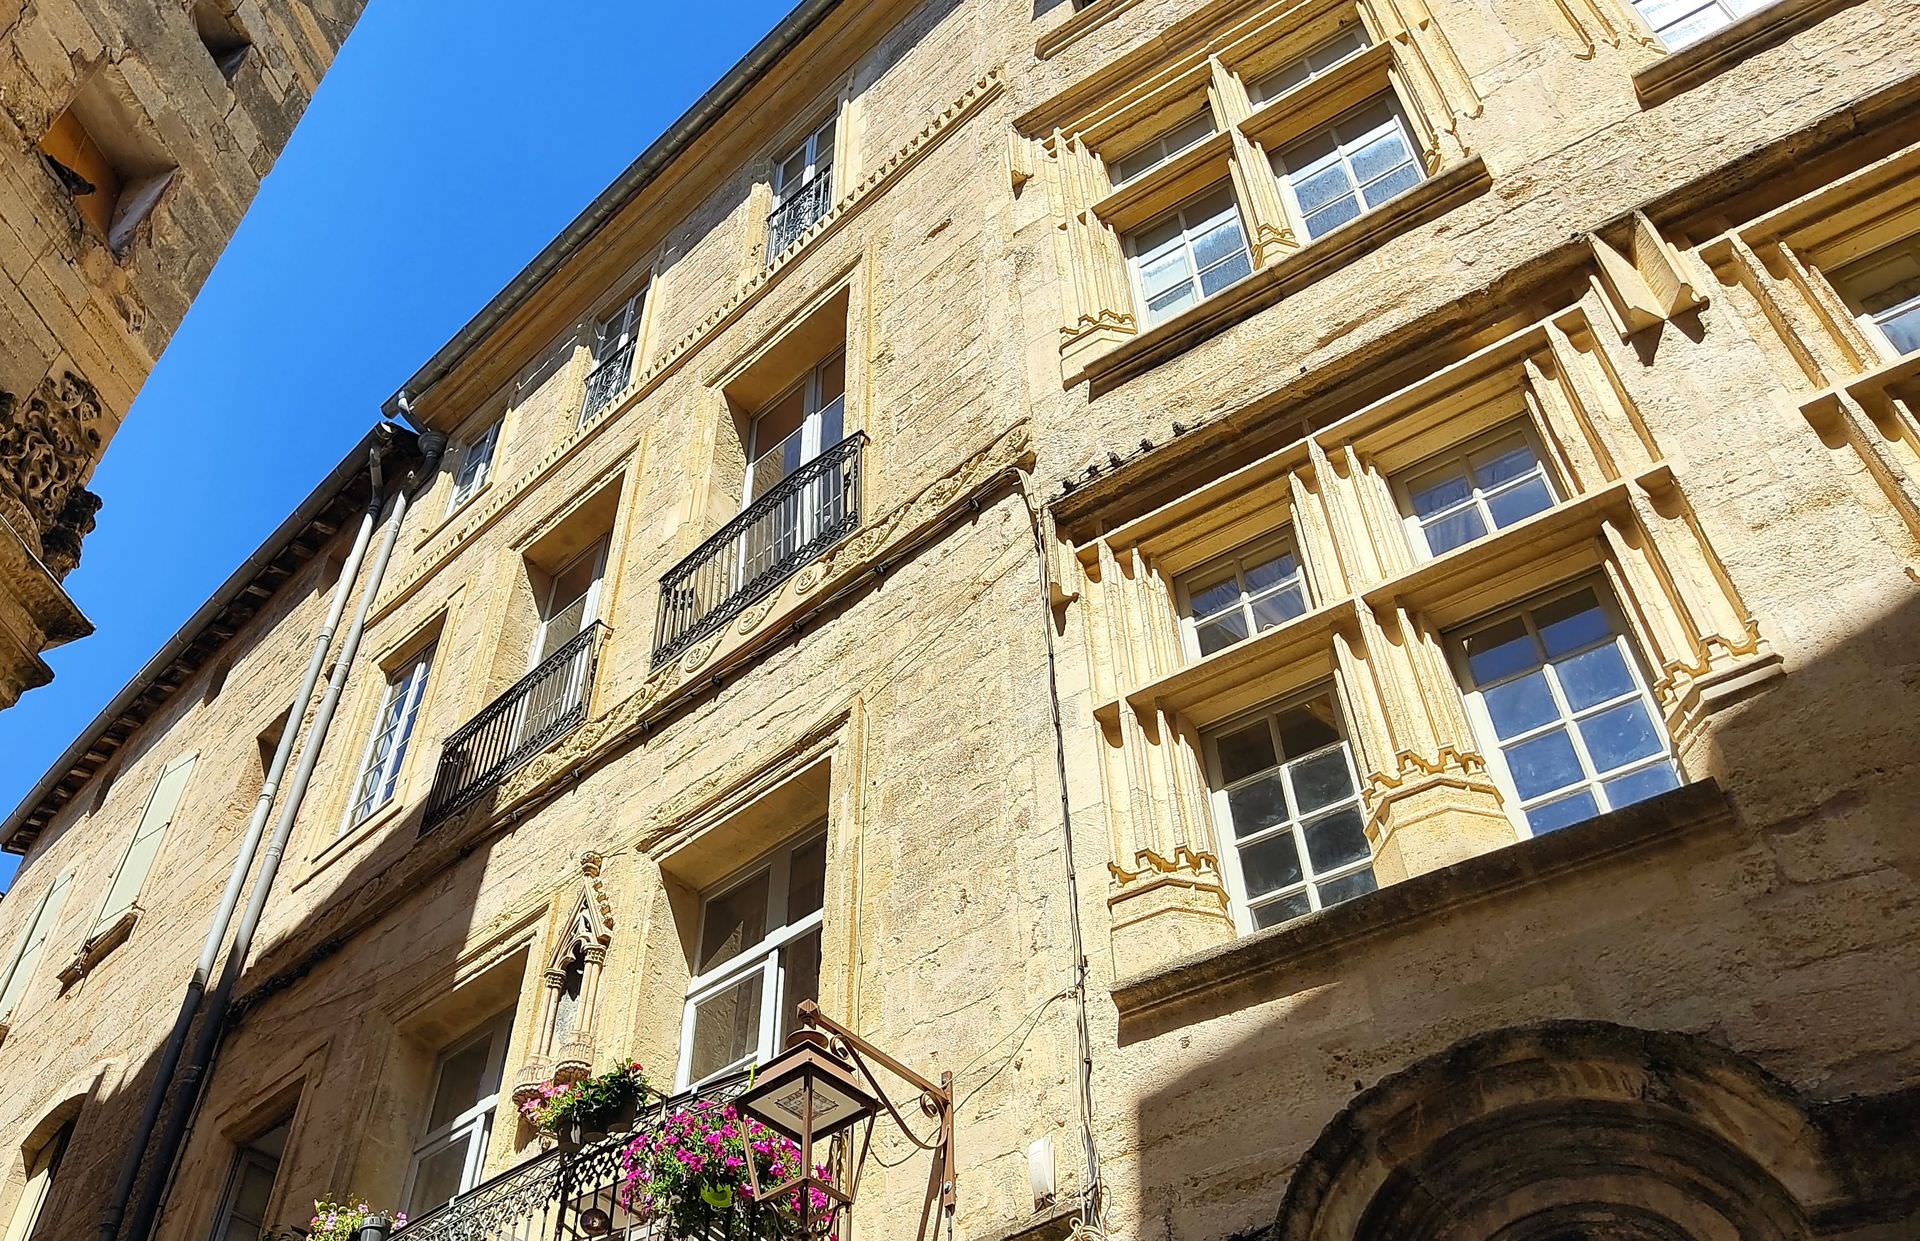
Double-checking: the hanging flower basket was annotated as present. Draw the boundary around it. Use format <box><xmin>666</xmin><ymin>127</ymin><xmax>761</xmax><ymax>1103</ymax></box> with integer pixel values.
<box><xmin>616</xmin><ymin>1100</ymin><xmax>833</xmax><ymax>1239</ymax></box>
<box><xmin>519</xmin><ymin>1060</ymin><xmax>651</xmax><ymax>1151</ymax></box>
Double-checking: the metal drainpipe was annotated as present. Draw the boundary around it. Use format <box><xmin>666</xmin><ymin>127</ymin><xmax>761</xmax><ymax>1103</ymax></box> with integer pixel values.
<box><xmin>1014</xmin><ymin>475</ymin><xmax>1106</xmax><ymax>1236</ymax></box>
<box><xmin>97</xmin><ymin>426</ymin><xmax>396</xmax><ymax>1241</ymax></box>
<box><xmin>122</xmin><ymin>426</ymin><xmax>448</xmax><ymax>1241</ymax></box>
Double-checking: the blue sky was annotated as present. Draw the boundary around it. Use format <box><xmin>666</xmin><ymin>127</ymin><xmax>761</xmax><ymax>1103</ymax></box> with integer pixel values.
<box><xmin>0</xmin><ymin>0</ymin><xmax>799</xmax><ymax>890</ymax></box>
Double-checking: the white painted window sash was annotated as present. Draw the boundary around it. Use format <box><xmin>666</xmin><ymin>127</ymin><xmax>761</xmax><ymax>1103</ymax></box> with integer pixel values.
<box><xmin>1393</xmin><ymin>421</ymin><xmax>1560</xmax><ymax>560</ymax></box>
<box><xmin>1174</xmin><ymin>531</ymin><xmax>1312</xmax><ymax>661</ymax></box>
<box><xmin>341</xmin><ymin>646</ymin><xmax>435</xmax><ymax>832</ymax></box>
<box><xmin>448</xmin><ymin>420</ymin><xmax>501</xmax><ymax>513</ymax></box>
<box><xmin>401</xmin><ymin>1013</ymin><xmax>512</xmax><ymax>1217</ymax></box>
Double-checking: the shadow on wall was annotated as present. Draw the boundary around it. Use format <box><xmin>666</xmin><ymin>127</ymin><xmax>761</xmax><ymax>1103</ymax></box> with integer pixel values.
<box><xmin>1125</xmin><ymin>586</ymin><xmax>1920</xmax><ymax>1241</ymax></box>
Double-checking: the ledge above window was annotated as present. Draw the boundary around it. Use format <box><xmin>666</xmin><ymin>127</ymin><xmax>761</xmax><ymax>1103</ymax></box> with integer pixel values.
<box><xmin>1632</xmin><ymin>0</ymin><xmax>1873</xmax><ymax>107</ymax></box>
<box><xmin>1035</xmin><ymin>0</ymin><xmax>1152</xmax><ymax>61</ymax></box>
<box><xmin>1111</xmin><ymin>779</ymin><xmax>1734</xmax><ymax>1027</ymax></box>
<box><xmin>1075</xmin><ymin>154</ymin><xmax>1492</xmax><ymax>391</ymax></box>
<box><xmin>1092</xmin><ymin>130</ymin><xmax>1236</xmax><ymax>234</ymax></box>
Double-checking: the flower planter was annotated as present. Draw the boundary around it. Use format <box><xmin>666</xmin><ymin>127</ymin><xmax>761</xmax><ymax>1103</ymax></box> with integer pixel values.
<box><xmin>559</xmin><ymin>1097</ymin><xmax>641</xmax><ymax>1153</ymax></box>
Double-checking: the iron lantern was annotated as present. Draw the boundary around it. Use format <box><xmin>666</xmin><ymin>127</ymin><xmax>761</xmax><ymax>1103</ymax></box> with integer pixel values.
<box><xmin>737</xmin><ymin>1027</ymin><xmax>879</xmax><ymax>1144</ymax></box>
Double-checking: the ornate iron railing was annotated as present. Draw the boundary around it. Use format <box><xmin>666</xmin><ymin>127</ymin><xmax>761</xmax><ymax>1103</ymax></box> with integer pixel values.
<box><xmin>388</xmin><ymin>1071</ymin><xmax>761</xmax><ymax>1241</ymax></box>
<box><xmin>423</xmin><ymin>622</ymin><xmax>610</xmax><ymax>829</ymax></box>
<box><xmin>580</xmin><ymin>340</ymin><xmax>636</xmax><ymax>426</ymax></box>
<box><xmin>766</xmin><ymin>176</ymin><xmax>834</xmax><ymax>263</ymax></box>
<box><xmin>653</xmin><ymin>434</ymin><xmax>865</xmax><ymax>668</ymax></box>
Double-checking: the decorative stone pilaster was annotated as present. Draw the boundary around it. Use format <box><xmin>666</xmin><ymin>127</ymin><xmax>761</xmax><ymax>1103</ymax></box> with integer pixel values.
<box><xmin>512</xmin><ymin>853</ymin><xmax>616</xmax><ymax>1101</ymax></box>
<box><xmin>1108</xmin><ymin>846</ymin><xmax>1233</xmax><ymax>979</ymax></box>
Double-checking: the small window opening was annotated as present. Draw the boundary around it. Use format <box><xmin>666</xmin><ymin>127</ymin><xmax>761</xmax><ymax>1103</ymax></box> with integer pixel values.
<box><xmin>192</xmin><ymin>1</ymin><xmax>252</xmax><ymax>79</ymax></box>
<box><xmin>38</xmin><ymin>72</ymin><xmax>177</xmax><ymax>253</ymax></box>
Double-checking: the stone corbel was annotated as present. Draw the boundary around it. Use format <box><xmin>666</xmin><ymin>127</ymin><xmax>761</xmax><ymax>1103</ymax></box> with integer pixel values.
<box><xmin>1589</xmin><ymin>212</ymin><xmax>1707</xmax><ymax>339</ymax></box>
<box><xmin>0</xmin><ymin>370</ymin><xmax>108</xmax><ymax>567</ymax></box>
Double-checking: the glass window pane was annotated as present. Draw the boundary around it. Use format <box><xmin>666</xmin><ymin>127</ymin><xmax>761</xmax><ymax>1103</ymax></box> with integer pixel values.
<box><xmin>428</xmin><ymin>1036</ymin><xmax>495</xmax><ymax>1131</ymax></box>
<box><xmin>1408</xmin><ymin>469</ymin><xmax>1473</xmax><ymax>517</ymax></box>
<box><xmin>1305</xmin><ymin>193</ymin><xmax>1362</xmax><ymax>235</ymax></box>
<box><xmin>1316</xmin><ymin>867</ymin><xmax>1378</xmax><ymax>908</ymax></box>
<box><xmin>1579</xmin><ymin>700</ymin><xmax>1665</xmax><ymax>772</ymax></box>
<box><xmin>1226</xmin><ymin>774</ymin><xmax>1291</xmax><ymax>840</ymax></box>
<box><xmin>1238</xmin><ymin>832</ymin><xmax>1305</xmax><ymax>897</ymax></box>
<box><xmin>1291</xmin><ymin>164</ymin><xmax>1354</xmax><ymax>216</ymax></box>
<box><xmin>1421</xmin><ymin>506</ymin><xmax>1487</xmax><ymax>555</ymax></box>
<box><xmin>1198</xmin><ymin>246</ymin><xmax>1252</xmax><ymax>295</ymax></box>
<box><xmin>1275</xmin><ymin>698</ymin><xmax>1342</xmax><ymax>758</ymax></box>
<box><xmin>1242</xmin><ymin>551</ymin><xmax>1298</xmax><ymax>591</ymax></box>
<box><xmin>1249</xmin><ymin>585</ymin><xmax>1307</xmax><ymax>630</ymax></box>
<box><xmin>1526</xmin><ymin>789</ymin><xmax>1599</xmax><ymax>834</ymax></box>
<box><xmin>1289</xmin><ymin>748</ymin><xmax>1354</xmax><ymax>814</ymax></box>
<box><xmin>1251</xmin><ymin>890</ymin><xmax>1313</xmax><ymax>929</ymax></box>
<box><xmin>1464</xmin><ymin>618</ymin><xmax>1539</xmax><ymax>685</ymax></box>
<box><xmin>1359</xmin><ymin>160</ymin><xmax>1421</xmax><ymax>209</ymax></box>
<box><xmin>1349</xmin><ymin>127</ymin><xmax>1411</xmax><ymax>186</ymax></box>
<box><xmin>1602</xmin><ymin>762</ymin><xmax>1682</xmax><ymax>809</ymax></box>
<box><xmin>698</xmin><ymin>872</ymin><xmax>770</xmax><ymax>974</ymax></box>
<box><xmin>1535</xmin><ymin>590</ymin><xmax>1610</xmax><ymax>656</ymax></box>
<box><xmin>787</xmin><ymin>837</ymin><xmax>827</xmax><ymax>919</ymax></box>
<box><xmin>779</xmin><ymin>928</ymin><xmax>822</xmax><ymax>1042</ymax></box>
<box><xmin>1556</xmin><ymin>644</ymin><xmax>1635</xmax><ymax>711</ymax></box>
<box><xmin>1303</xmin><ymin>808</ymin><xmax>1369</xmax><ymax>873</ymax></box>
<box><xmin>1196</xmin><ymin>614</ymin><xmax>1250</xmax><ymax>655</ymax></box>
<box><xmin>1484</xmin><ymin>476</ymin><xmax>1556</xmax><ymax>529</ymax></box>
<box><xmin>1187</xmin><ymin>573</ymin><xmax>1241</xmax><ymax>619</ymax></box>
<box><xmin>1880</xmin><ymin>303</ymin><xmax>1920</xmax><ymax>354</ymax></box>
<box><xmin>1472</xmin><ymin>439</ymin><xmax>1538</xmax><ymax>485</ymax></box>
<box><xmin>1482</xmin><ymin>669</ymin><xmax>1559</xmax><ymax>740</ymax></box>
<box><xmin>1146</xmin><ymin>280</ymin><xmax>1200</xmax><ymax>322</ymax></box>
<box><xmin>408</xmin><ymin>1140</ymin><xmax>470</xmax><ymax>1218</ymax></box>
<box><xmin>1216</xmin><ymin>723</ymin><xmax>1278</xmax><ymax>784</ymax></box>
<box><xmin>1505</xmin><ymin>728</ymin><xmax>1585</xmax><ymax>800</ymax></box>
<box><xmin>689</xmin><ymin>971</ymin><xmax>764</xmax><ymax>1082</ymax></box>
<box><xmin>1190</xmin><ymin>217</ymin><xmax>1246</xmax><ymax>272</ymax></box>
<box><xmin>1139</xmin><ymin>246</ymin><xmax>1193</xmax><ymax>297</ymax></box>
<box><xmin>1249</xmin><ymin>60</ymin><xmax>1309</xmax><ymax>102</ymax></box>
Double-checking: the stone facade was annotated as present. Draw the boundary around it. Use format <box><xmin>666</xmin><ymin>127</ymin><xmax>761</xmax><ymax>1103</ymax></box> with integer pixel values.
<box><xmin>0</xmin><ymin>0</ymin><xmax>1917</xmax><ymax>1239</ymax></box>
<box><xmin>0</xmin><ymin>0</ymin><xmax>368</xmax><ymax>710</ymax></box>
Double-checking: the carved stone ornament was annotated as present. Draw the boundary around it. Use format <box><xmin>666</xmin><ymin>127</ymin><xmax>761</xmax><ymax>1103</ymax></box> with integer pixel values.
<box><xmin>0</xmin><ymin>370</ymin><xmax>107</xmax><ymax>560</ymax></box>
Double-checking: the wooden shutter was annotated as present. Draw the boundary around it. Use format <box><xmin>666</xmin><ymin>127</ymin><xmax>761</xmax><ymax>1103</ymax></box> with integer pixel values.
<box><xmin>95</xmin><ymin>753</ymin><xmax>198</xmax><ymax>934</ymax></box>
<box><xmin>0</xmin><ymin>871</ymin><xmax>72</xmax><ymax>1021</ymax></box>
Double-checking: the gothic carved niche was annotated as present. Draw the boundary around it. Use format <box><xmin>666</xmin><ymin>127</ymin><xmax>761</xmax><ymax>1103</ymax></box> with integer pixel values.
<box><xmin>0</xmin><ymin>370</ymin><xmax>107</xmax><ymax>562</ymax></box>
<box><xmin>513</xmin><ymin>852</ymin><xmax>616</xmax><ymax>1108</ymax></box>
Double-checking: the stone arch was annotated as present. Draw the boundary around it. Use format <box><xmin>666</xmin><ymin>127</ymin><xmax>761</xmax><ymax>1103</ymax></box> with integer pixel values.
<box><xmin>0</xmin><ymin>1077</ymin><xmax>93</xmax><ymax>1241</ymax></box>
<box><xmin>1273</xmin><ymin>1021</ymin><xmax>1844</xmax><ymax>1241</ymax></box>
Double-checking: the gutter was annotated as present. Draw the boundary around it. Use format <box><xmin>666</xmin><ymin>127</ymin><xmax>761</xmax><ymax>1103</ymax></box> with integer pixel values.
<box><xmin>0</xmin><ymin>423</ymin><xmax>420</xmax><ymax>855</ymax></box>
<box><xmin>382</xmin><ymin>0</ymin><xmax>845</xmax><ymax>423</ymax></box>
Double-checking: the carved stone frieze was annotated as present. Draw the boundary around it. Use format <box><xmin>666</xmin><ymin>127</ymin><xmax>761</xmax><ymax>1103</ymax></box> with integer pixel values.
<box><xmin>0</xmin><ymin>370</ymin><xmax>107</xmax><ymax>561</ymax></box>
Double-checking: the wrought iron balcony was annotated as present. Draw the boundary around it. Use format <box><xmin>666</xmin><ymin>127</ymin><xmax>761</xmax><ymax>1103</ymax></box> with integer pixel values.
<box><xmin>766</xmin><ymin>176</ymin><xmax>834</xmax><ymax>263</ymax></box>
<box><xmin>580</xmin><ymin>340</ymin><xmax>636</xmax><ymax>427</ymax></box>
<box><xmin>423</xmin><ymin>622</ymin><xmax>609</xmax><ymax>829</ymax></box>
<box><xmin>389</xmin><ymin>1071</ymin><xmax>762</xmax><ymax>1241</ymax></box>
<box><xmin>653</xmin><ymin>434</ymin><xmax>864</xmax><ymax>668</ymax></box>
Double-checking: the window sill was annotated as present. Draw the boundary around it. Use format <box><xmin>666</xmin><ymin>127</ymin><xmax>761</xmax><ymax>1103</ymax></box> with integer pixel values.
<box><xmin>1111</xmin><ymin>779</ymin><xmax>1733</xmax><ymax>1027</ymax></box>
<box><xmin>1074</xmin><ymin>154</ymin><xmax>1493</xmax><ymax>392</ymax></box>
<box><xmin>1092</xmin><ymin>129</ymin><xmax>1236</xmax><ymax>234</ymax></box>
<box><xmin>415</xmin><ymin>481</ymin><xmax>494</xmax><ymax>550</ymax></box>
<box><xmin>1632</xmin><ymin>0</ymin><xmax>1872</xmax><ymax>107</ymax></box>
<box><xmin>56</xmin><ymin>906</ymin><xmax>139</xmax><ymax>988</ymax></box>
<box><xmin>1036</xmin><ymin>0</ymin><xmax>1152</xmax><ymax>60</ymax></box>
<box><xmin>295</xmin><ymin>797</ymin><xmax>413</xmax><ymax>891</ymax></box>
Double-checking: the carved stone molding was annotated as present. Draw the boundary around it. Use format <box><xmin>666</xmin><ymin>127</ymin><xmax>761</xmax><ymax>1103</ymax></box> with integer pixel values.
<box><xmin>0</xmin><ymin>371</ymin><xmax>106</xmax><ymax>561</ymax></box>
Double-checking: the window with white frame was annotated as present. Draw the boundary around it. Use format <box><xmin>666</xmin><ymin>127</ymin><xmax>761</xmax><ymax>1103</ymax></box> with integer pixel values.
<box><xmin>1452</xmin><ymin>584</ymin><xmax>1682</xmax><ymax>836</ymax></box>
<box><xmin>1244</xmin><ymin>26</ymin><xmax>1371</xmax><ymax>106</ymax></box>
<box><xmin>448</xmin><ymin>420</ymin><xmax>501</xmax><ymax>513</ymax></box>
<box><xmin>581</xmin><ymin>286</ymin><xmax>648</xmax><ymax>426</ymax></box>
<box><xmin>1176</xmin><ymin>533</ymin><xmax>1310</xmax><ymax>659</ymax></box>
<box><xmin>3</xmin><ymin>1116</ymin><xmax>73</xmax><ymax>1241</ymax></box>
<box><xmin>0</xmin><ymin>872</ymin><xmax>71</xmax><ymax>1025</ymax></box>
<box><xmin>768</xmin><ymin>114</ymin><xmax>837</xmax><ymax>260</ymax></box>
<box><xmin>1108</xmin><ymin>110</ymin><xmax>1216</xmax><ymax>187</ymax></box>
<box><xmin>1125</xmin><ymin>185</ymin><xmax>1254</xmax><ymax>327</ymax></box>
<box><xmin>1629</xmin><ymin>0</ymin><xmax>1771</xmax><ymax>49</ymax></box>
<box><xmin>209</xmin><ymin>1119</ymin><xmax>289</xmax><ymax>1241</ymax></box>
<box><xmin>1832</xmin><ymin>236</ymin><xmax>1920</xmax><ymax>358</ymax></box>
<box><xmin>403</xmin><ymin>1013</ymin><xmax>511</xmax><ymax>1219</ymax></box>
<box><xmin>1273</xmin><ymin>98</ymin><xmax>1424</xmax><ymax>242</ymax></box>
<box><xmin>1204</xmin><ymin>690</ymin><xmax>1375</xmax><ymax>930</ymax></box>
<box><xmin>93</xmin><ymin>752</ymin><xmax>197</xmax><ymax>937</ymax></box>
<box><xmin>1395</xmin><ymin>422</ymin><xmax>1558</xmax><ymax>558</ymax></box>
<box><xmin>341</xmin><ymin>645</ymin><xmax>434</xmax><ymax>831</ymax></box>
<box><xmin>678</xmin><ymin>832</ymin><xmax>825</xmax><ymax>1089</ymax></box>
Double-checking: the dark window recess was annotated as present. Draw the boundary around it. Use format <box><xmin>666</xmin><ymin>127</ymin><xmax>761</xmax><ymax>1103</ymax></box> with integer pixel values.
<box><xmin>192</xmin><ymin>1</ymin><xmax>251</xmax><ymax>78</ymax></box>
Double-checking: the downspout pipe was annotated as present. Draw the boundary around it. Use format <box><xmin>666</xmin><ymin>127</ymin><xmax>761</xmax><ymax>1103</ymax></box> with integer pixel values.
<box><xmin>97</xmin><ymin>425</ymin><xmax>396</xmax><ymax>1241</ymax></box>
<box><xmin>123</xmin><ymin>426</ymin><xmax>448</xmax><ymax>1241</ymax></box>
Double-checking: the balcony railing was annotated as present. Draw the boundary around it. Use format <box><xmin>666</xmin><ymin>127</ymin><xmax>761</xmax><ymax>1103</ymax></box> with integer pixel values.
<box><xmin>766</xmin><ymin>175</ymin><xmax>834</xmax><ymax>263</ymax></box>
<box><xmin>580</xmin><ymin>340</ymin><xmax>636</xmax><ymax>426</ymax></box>
<box><xmin>653</xmin><ymin>433</ymin><xmax>865</xmax><ymax>668</ymax></box>
<box><xmin>389</xmin><ymin>1071</ymin><xmax>762</xmax><ymax>1241</ymax></box>
<box><xmin>423</xmin><ymin>622</ymin><xmax>609</xmax><ymax>829</ymax></box>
